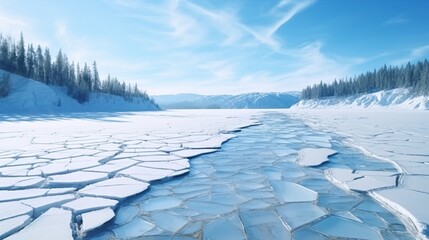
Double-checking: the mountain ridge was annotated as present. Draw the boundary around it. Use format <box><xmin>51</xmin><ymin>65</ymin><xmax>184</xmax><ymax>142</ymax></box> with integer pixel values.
<box><xmin>153</xmin><ymin>92</ymin><xmax>300</xmax><ymax>109</ymax></box>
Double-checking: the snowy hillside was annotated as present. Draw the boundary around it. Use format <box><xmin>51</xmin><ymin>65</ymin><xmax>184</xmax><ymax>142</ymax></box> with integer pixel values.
<box><xmin>293</xmin><ymin>88</ymin><xmax>429</xmax><ymax>110</ymax></box>
<box><xmin>0</xmin><ymin>70</ymin><xmax>159</xmax><ymax>113</ymax></box>
<box><xmin>153</xmin><ymin>92</ymin><xmax>300</xmax><ymax>109</ymax></box>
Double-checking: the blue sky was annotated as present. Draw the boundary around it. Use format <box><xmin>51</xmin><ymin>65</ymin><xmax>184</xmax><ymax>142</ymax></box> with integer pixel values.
<box><xmin>1</xmin><ymin>0</ymin><xmax>428</xmax><ymax>95</ymax></box>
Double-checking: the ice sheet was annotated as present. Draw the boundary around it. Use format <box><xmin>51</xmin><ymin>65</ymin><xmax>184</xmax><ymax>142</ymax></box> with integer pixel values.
<box><xmin>80</xmin><ymin>207</ymin><xmax>115</xmax><ymax>233</ymax></box>
<box><xmin>5</xmin><ymin>208</ymin><xmax>73</xmax><ymax>240</ymax></box>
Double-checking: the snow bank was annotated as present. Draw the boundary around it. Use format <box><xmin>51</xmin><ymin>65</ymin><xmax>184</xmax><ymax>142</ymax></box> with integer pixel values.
<box><xmin>0</xmin><ymin>69</ymin><xmax>159</xmax><ymax>113</ymax></box>
<box><xmin>293</xmin><ymin>88</ymin><xmax>429</xmax><ymax>110</ymax></box>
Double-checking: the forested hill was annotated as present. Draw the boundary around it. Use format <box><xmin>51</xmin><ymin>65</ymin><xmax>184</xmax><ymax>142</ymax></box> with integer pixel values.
<box><xmin>0</xmin><ymin>32</ymin><xmax>157</xmax><ymax>106</ymax></box>
<box><xmin>301</xmin><ymin>59</ymin><xmax>429</xmax><ymax>100</ymax></box>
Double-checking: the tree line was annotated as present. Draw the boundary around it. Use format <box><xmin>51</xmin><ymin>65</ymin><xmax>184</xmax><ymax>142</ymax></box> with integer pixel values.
<box><xmin>0</xmin><ymin>32</ymin><xmax>156</xmax><ymax>104</ymax></box>
<box><xmin>301</xmin><ymin>59</ymin><xmax>429</xmax><ymax>99</ymax></box>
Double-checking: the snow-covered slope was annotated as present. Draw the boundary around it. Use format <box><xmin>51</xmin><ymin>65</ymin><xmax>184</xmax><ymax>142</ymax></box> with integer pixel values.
<box><xmin>293</xmin><ymin>88</ymin><xmax>429</xmax><ymax>110</ymax></box>
<box><xmin>0</xmin><ymin>70</ymin><xmax>159</xmax><ymax>113</ymax></box>
<box><xmin>153</xmin><ymin>92</ymin><xmax>300</xmax><ymax>109</ymax></box>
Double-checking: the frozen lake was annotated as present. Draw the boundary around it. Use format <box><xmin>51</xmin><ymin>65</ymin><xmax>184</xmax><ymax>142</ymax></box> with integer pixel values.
<box><xmin>0</xmin><ymin>110</ymin><xmax>427</xmax><ymax>239</ymax></box>
<box><xmin>89</xmin><ymin>112</ymin><xmax>413</xmax><ymax>240</ymax></box>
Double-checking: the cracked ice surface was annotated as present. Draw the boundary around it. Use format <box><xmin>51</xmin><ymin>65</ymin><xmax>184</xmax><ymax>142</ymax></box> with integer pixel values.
<box><xmin>91</xmin><ymin>112</ymin><xmax>414</xmax><ymax>240</ymax></box>
<box><xmin>0</xmin><ymin>110</ymin><xmax>259</xmax><ymax>239</ymax></box>
<box><xmin>290</xmin><ymin>109</ymin><xmax>429</xmax><ymax>238</ymax></box>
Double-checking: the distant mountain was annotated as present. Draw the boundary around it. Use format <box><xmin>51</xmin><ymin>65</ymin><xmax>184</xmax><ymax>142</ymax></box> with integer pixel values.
<box><xmin>153</xmin><ymin>92</ymin><xmax>300</xmax><ymax>109</ymax></box>
<box><xmin>0</xmin><ymin>69</ymin><xmax>160</xmax><ymax>113</ymax></box>
<box><xmin>292</xmin><ymin>88</ymin><xmax>429</xmax><ymax>110</ymax></box>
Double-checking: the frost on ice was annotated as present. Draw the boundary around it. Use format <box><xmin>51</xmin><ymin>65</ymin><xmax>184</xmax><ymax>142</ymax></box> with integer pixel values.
<box><xmin>80</xmin><ymin>208</ymin><xmax>115</xmax><ymax>233</ymax></box>
<box><xmin>6</xmin><ymin>208</ymin><xmax>73</xmax><ymax>240</ymax></box>
<box><xmin>290</xmin><ymin>109</ymin><xmax>429</xmax><ymax>237</ymax></box>
<box><xmin>0</xmin><ymin>110</ymin><xmax>426</xmax><ymax>239</ymax></box>
<box><xmin>0</xmin><ymin>110</ymin><xmax>258</xmax><ymax>238</ymax></box>
<box><xmin>86</xmin><ymin>112</ymin><xmax>415</xmax><ymax>239</ymax></box>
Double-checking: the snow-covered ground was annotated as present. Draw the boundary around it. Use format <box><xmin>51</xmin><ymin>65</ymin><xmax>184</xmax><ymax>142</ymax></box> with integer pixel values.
<box><xmin>288</xmin><ymin>109</ymin><xmax>429</xmax><ymax>238</ymax></box>
<box><xmin>0</xmin><ymin>110</ymin><xmax>258</xmax><ymax>239</ymax></box>
<box><xmin>293</xmin><ymin>88</ymin><xmax>429</xmax><ymax>110</ymax></box>
<box><xmin>0</xmin><ymin>69</ymin><xmax>159</xmax><ymax>113</ymax></box>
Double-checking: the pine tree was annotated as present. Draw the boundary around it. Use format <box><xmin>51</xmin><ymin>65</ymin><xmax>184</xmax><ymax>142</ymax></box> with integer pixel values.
<box><xmin>0</xmin><ymin>32</ymin><xmax>155</xmax><ymax>104</ymax></box>
<box><xmin>35</xmin><ymin>45</ymin><xmax>44</xmax><ymax>82</ymax></box>
<box><xmin>26</xmin><ymin>44</ymin><xmax>36</xmax><ymax>79</ymax></box>
<box><xmin>43</xmin><ymin>48</ymin><xmax>52</xmax><ymax>84</ymax></box>
<box><xmin>53</xmin><ymin>49</ymin><xmax>64</xmax><ymax>86</ymax></box>
<box><xmin>0</xmin><ymin>73</ymin><xmax>10</xmax><ymax>98</ymax></box>
<box><xmin>0</xmin><ymin>37</ymin><xmax>9</xmax><ymax>70</ymax></box>
<box><xmin>92</xmin><ymin>61</ymin><xmax>100</xmax><ymax>92</ymax></box>
<box><xmin>9</xmin><ymin>42</ymin><xmax>17</xmax><ymax>73</ymax></box>
<box><xmin>17</xmin><ymin>32</ymin><xmax>27</xmax><ymax>75</ymax></box>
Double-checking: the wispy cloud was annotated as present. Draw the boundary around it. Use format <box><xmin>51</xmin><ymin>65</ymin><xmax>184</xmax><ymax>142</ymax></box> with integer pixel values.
<box><xmin>0</xmin><ymin>10</ymin><xmax>49</xmax><ymax>47</ymax></box>
<box><xmin>384</xmin><ymin>14</ymin><xmax>409</xmax><ymax>25</ymax></box>
<box><xmin>266</xmin><ymin>0</ymin><xmax>316</xmax><ymax>37</ymax></box>
<box><xmin>183</xmin><ymin>1</ymin><xmax>245</xmax><ymax>46</ymax></box>
<box><xmin>410</xmin><ymin>45</ymin><xmax>429</xmax><ymax>58</ymax></box>
<box><xmin>0</xmin><ymin>0</ymin><xmax>370</xmax><ymax>95</ymax></box>
<box><xmin>392</xmin><ymin>44</ymin><xmax>429</xmax><ymax>65</ymax></box>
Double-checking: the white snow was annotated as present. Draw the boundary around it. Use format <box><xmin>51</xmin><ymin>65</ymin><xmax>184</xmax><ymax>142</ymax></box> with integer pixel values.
<box><xmin>62</xmin><ymin>197</ymin><xmax>118</xmax><ymax>214</ymax></box>
<box><xmin>297</xmin><ymin>148</ymin><xmax>337</xmax><ymax>167</ymax></box>
<box><xmin>0</xmin><ymin>176</ymin><xmax>45</xmax><ymax>189</ymax></box>
<box><xmin>5</xmin><ymin>107</ymin><xmax>424</xmax><ymax>238</ymax></box>
<box><xmin>0</xmin><ymin>109</ymin><xmax>259</xmax><ymax>235</ymax></box>
<box><xmin>0</xmin><ymin>69</ymin><xmax>159</xmax><ymax>114</ymax></box>
<box><xmin>172</xmin><ymin>148</ymin><xmax>218</xmax><ymax>158</ymax></box>
<box><xmin>288</xmin><ymin>108</ymin><xmax>429</xmax><ymax>237</ymax></box>
<box><xmin>20</xmin><ymin>194</ymin><xmax>75</xmax><ymax>215</ymax></box>
<box><xmin>293</xmin><ymin>88</ymin><xmax>429</xmax><ymax>110</ymax></box>
<box><xmin>5</xmin><ymin>208</ymin><xmax>73</xmax><ymax>240</ymax></box>
<box><xmin>48</xmin><ymin>171</ymin><xmax>108</xmax><ymax>186</ymax></box>
<box><xmin>78</xmin><ymin>177</ymin><xmax>150</xmax><ymax>200</ymax></box>
<box><xmin>372</xmin><ymin>188</ymin><xmax>429</xmax><ymax>236</ymax></box>
<box><xmin>80</xmin><ymin>208</ymin><xmax>115</xmax><ymax>233</ymax></box>
<box><xmin>0</xmin><ymin>215</ymin><xmax>31</xmax><ymax>239</ymax></box>
<box><xmin>0</xmin><ymin>201</ymin><xmax>33</xmax><ymax>221</ymax></box>
<box><xmin>0</xmin><ymin>189</ymin><xmax>49</xmax><ymax>202</ymax></box>
<box><xmin>326</xmin><ymin>168</ymin><xmax>397</xmax><ymax>192</ymax></box>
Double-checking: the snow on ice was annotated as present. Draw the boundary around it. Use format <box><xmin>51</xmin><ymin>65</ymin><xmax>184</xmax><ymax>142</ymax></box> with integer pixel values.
<box><xmin>0</xmin><ymin>110</ymin><xmax>258</xmax><ymax>238</ymax></box>
<box><xmin>0</xmin><ymin>109</ymin><xmax>428</xmax><ymax>239</ymax></box>
<box><xmin>290</xmin><ymin>109</ymin><xmax>429</xmax><ymax>238</ymax></box>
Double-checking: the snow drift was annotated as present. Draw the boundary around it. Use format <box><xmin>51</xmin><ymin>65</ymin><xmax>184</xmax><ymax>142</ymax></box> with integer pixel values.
<box><xmin>293</xmin><ymin>88</ymin><xmax>429</xmax><ymax>110</ymax></box>
<box><xmin>0</xmin><ymin>70</ymin><xmax>159</xmax><ymax>113</ymax></box>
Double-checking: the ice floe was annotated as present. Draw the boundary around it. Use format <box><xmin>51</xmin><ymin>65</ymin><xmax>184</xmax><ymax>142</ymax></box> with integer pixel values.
<box><xmin>271</xmin><ymin>181</ymin><xmax>318</xmax><ymax>203</ymax></box>
<box><xmin>312</xmin><ymin>215</ymin><xmax>382</xmax><ymax>240</ymax></box>
<box><xmin>326</xmin><ymin>168</ymin><xmax>397</xmax><ymax>192</ymax></box>
<box><xmin>62</xmin><ymin>197</ymin><xmax>118</xmax><ymax>214</ymax></box>
<box><xmin>0</xmin><ymin>110</ymin><xmax>423</xmax><ymax>238</ymax></box>
<box><xmin>277</xmin><ymin>203</ymin><xmax>327</xmax><ymax>230</ymax></box>
<box><xmin>0</xmin><ymin>201</ymin><xmax>33</xmax><ymax>221</ymax></box>
<box><xmin>5</xmin><ymin>208</ymin><xmax>73</xmax><ymax>240</ymax></box>
<box><xmin>297</xmin><ymin>148</ymin><xmax>337</xmax><ymax>167</ymax></box>
<box><xmin>80</xmin><ymin>207</ymin><xmax>115</xmax><ymax>233</ymax></box>
<box><xmin>21</xmin><ymin>194</ymin><xmax>75</xmax><ymax>215</ymax></box>
<box><xmin>0</xmin><ymin>215</ymin><xmax>31</xmax><ymax>239</ymax></box>
<box><xmin>78</xmin><ymin>177</ymin><xmax>149</xmax><ymax>200</ymax></box>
